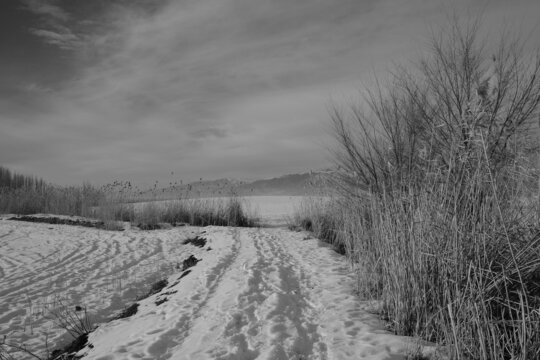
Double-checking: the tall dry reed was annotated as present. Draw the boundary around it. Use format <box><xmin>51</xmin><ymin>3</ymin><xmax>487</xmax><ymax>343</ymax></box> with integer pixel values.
<box><xmin>295</xmin><ymin>19</ymin><xmax>540</xmax><ymax>359</ymax></box>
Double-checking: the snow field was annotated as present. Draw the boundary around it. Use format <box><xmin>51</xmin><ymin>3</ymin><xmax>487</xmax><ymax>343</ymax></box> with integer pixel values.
<box><xmin>0</xmin><ymin>219</ymin><xmax>212</xmax><ymax>357</ymax></box>
<box><xmin>0</xmin><ymin>216</ymin><xmax>427</xmax><ymax>359</ymax></box>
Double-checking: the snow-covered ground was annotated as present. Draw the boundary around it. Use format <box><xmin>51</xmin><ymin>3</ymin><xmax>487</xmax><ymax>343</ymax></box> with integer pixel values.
<box><xmin>0</xmin><ymin>206</ymin><xmax>427</xmax><ymax>359</ymax></box>
<box><xmin>0</xmin><ymin>217</ymin><xmax>208</xmax><ymax>357</ymax></box>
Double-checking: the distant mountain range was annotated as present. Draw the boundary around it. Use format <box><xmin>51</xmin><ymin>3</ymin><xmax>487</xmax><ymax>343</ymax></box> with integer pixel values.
<box><xmin>152</xmin><ymin>171</ymin><xmax>335</xmax><ymax>199</ymax></box>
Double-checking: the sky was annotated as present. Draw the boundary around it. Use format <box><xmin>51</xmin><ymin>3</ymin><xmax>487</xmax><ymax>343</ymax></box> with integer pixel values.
<box><xmin>1</xmin><ymin>0</ymin><xmax>540</xmax><ymax>186</ymax></box>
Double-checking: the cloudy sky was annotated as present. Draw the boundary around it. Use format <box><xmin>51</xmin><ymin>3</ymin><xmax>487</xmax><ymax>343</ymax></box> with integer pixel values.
<box><xmin>1</xmin><ymin>0</ymin><xmax>539</xmax><ymax>186</ymax></box>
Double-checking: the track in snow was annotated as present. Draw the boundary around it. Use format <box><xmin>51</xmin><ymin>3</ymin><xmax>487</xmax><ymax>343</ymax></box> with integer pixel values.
<box><xmin>173</xmin><ymin>228</ymin><xmax>328</xmax><ymax>360</ymax></box>
<box><xmin>83</xmin><ymin>228</ymin><xmax>413</xmax><ymax>360</ymax></box>
<box><xmin>1</xmin><ymin>219</ymin><xmax>417</xmax><ymax>360</ymax></box>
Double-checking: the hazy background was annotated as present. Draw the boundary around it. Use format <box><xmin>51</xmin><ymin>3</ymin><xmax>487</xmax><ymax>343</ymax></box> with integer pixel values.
<box><xmin>1</xmin><ymin>0</ymin><xmax>539</xmax><ymax>186</ymax></box>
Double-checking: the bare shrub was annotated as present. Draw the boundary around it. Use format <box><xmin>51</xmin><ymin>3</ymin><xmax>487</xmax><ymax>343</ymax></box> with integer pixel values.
<box><xmin>48</xmin><ymin>305</ymin><xmax>93</xmax><ymax>341</ymax></box>
<box><xmin>290</xmin><ymin>197</ymin><xmax>348</xmax><ymax>254</ymax></box>
<box><xmin>332</xmin><ymin>20</ymin><xmax>540</xmax><ymax>196</ymax></box>
<box><xmin>0</xmin><ymin>303</ymin><xmax>94</xmax><ymax>360</ymax></box>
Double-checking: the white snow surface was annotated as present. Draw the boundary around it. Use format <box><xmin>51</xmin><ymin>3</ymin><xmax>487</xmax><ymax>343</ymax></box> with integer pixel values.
<box><xmin>0</xmin><ymin>216</ymin><xmax>423</xmax><ymax>360</ymax></box>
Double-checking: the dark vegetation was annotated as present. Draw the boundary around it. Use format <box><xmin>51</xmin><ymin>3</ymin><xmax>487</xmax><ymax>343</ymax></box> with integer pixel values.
<box><xmin>182</xmin><ymin>235</ymin><xmax>207</xmax><ymax>248</ymax></box>
<box><xmin>180</xmin><ymin>255</ymin><xmax>200</xmax><ymax>271</ymax></box>
<box><xmin>168</xmin><ymin>270</ymin><xmax>191</xmax><ymax>289</ymax></box>
<box><xmin>293</xmin><ymin>20</ymin><xmax>540</xmax><ymax>359</ymax></box>
<box><xmin>48</xmin><ymin>334</ymin><xmax>88</xmax><ymax>360</ymax></box>
<box><xmin>155</xmin><ymin>298</ymin><xmax>168</xmax><ymax>306</ymax></box>
<box><xmin>46</xmin><ymin>306</ymin><xmax>92</xmax><ymax>360</ymax></box>
<box><xmin>160</xmin><ymin>290</ymin><xmax>178</xmax><ymax>296</ymax></box>
<box><xmin>7</xmin><ymin>215</ymin><xmax>108</xmax><ymax>229</ymax></box>
<box><xmin>142</xmin><ymin>279</ymin><xmax>169</xmax><ymax>299</ymax></box>
<box><xmin>136</xmin><ymin>222</ymin><xmax>163</xmax><ymax>230</ymax></box>
<box><xmin>130</xmin><ymin>198</ymin><xmax>258</xmax><ymax>228</ymax></box>
<box><xmin>113</xmin><ymin>303</ymin><xmax>139</xmax><ymax>321</ymax></box>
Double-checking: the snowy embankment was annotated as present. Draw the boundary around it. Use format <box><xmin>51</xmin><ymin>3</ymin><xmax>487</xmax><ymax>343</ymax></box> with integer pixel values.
<box><xmin>1</xmin><ymin>213</ymin><xmax>426</xmax><ymax>359</ymax></box>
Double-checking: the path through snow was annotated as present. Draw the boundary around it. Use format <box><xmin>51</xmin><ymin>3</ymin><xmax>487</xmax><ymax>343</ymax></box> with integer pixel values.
<box><xmin>0</xmin><ymin>219</ymin><xmax>418</xmax><ymax>359</ymax></box>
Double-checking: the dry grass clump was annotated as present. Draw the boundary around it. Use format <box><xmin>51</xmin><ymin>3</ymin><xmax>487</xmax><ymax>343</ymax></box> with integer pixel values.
<box><xmin>89</xmin><ymin>196</ymin><xmax>259</xmax><ymax>228</ymax></box>
<box><xmin>132</xmin><ymin>197</ymin><xmax>259</xmax><ymax>228</ymax></box>
<box><xmin>294</xmin><ymin>20</ymin><xmax>540</xmax><ymax>359</ymax></box>
<box><xmin>290</xmin><ymin>197</ymin><xmax>348</xmax><ymax>254</ymax></box>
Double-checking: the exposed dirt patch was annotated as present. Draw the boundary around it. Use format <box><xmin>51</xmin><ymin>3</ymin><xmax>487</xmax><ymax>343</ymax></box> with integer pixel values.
<box><xmin>49</xmin><ymin>333</ymin><xmax>88</xmax><ymax>360</ymax></box>
<box><xmin>167</xmin><ymin>266</ymin><xmax>194</xmax><ymax>289</ymax></box>
<box><xmin>8</xmin><ymin>216</ymin><xmax>110</xmax><ymax>230</ymax></box>
<box><xmin>161</xmin><ymin>290</ymin><xmax>178</xmax><ymax>296</ymax></box>
<box><xmin>149</xmin><ymin>279</ymin><xmax>168</xmax><ymax>295</ymax></box>
<box><xmin>137</xmin><ymin>223</ymin><xmax>162</xmax><ymax>230</ymax></box>
<box><xmin>182</xmin><ymin>236</ymin><xmax>207</xmax><ymax>248</ymax></box>
<box><xmin>155</xmin><ymin>297</ymin><xmax>168</xmax><ymax>306</ymax></box>
<box><xmin>137</xmin><ymin>279</ymin><xmax>169</xmax><ymax>301</ymax></box>
<box><xmin>179</xmin><ymin>269</ymin><xmax>192</xmax><ymax>279</ymax></box>
<box><xmin>113</xmin><ymin>303</ymin><xmax>139</xmax><ymax>320</ymax></box>
<box><xmin>136</xmin><ymin>222</ymin><xmax>174</xmax><ymax>230</ymax></box>
<box><xmin>181</xmin><ymin>255</ymin><xmax>200</xmax><ymax>271</ymax></box>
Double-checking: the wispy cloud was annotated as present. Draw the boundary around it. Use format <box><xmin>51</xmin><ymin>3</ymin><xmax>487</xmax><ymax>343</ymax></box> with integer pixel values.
<box><xmin>22</xmin><ymin>82</ymin><xmax>53</xmax><ymax>93</ymax></box>
<box><xmin>29</xmin><ymin>27</ymin><xmax>81</xmax><ymax>50</ymax></box>
<box><xmin>22</xmin><ymin>0</ymin><xmax>69</xmax><ymax>22</ymax></box>
<box><xmin>21</xmin><ymin>0</ymin><xmax>84</xmax><ymax>50</ymax></box>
